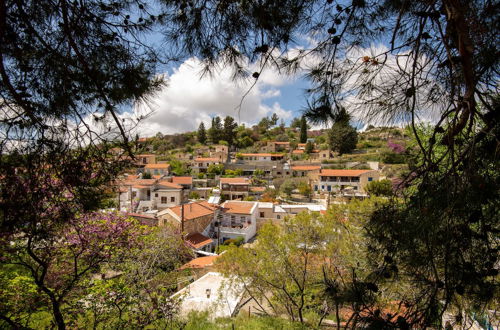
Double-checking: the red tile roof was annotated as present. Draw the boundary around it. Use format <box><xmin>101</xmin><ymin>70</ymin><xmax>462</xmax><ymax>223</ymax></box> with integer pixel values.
<box><xmin>157</xmin><ymin>180</ymin><xmax>183</xmax><ymax>189</ymax></box>
<box><xmin>179</xmin><ymin>255</ymin><xmax>219</xmax><ymax>269</ymax></box>
<box><xmin>292</xmin><ymin>150</ymin><xmax>304</xmax><ymax>154</ymax></box>
<box><xmin>220</xmin><ymin>177</ymin><xmax>250</xmax><ymax>185</ymax></box>
<box><xmin>320</xmin><ymin>169</ymin><xmax>374</xmax><ymax>177</ymax></box>
<box><xmin>222</xmin><ymin>201</ymin><xmax>255</xmax><ymax>215</ymax></box>
<box><xmin>195</xmin><ymin>157</ymin><xmax>219</xmax><ymax>162</ymax></box>
<box><xmin>185</xmin><ymin>232</ymin><xmax>213</xmax><ymax>249</ymax></box>
<box><xmin>172</xmin><ymin>176</ymin><xmax>193</xmax><ymax>185</ymax></box>
<box><xmin>169</xmin><ymin>201</ymin><xmax>216</xmax><ymax>221</ymax></box>
<box><xmin>250</xmin><ymin>186</ymin><xmax>266</xmax><ymax>192</ymax></box>
<box><xmin>145</xmin><ymin>163</ymin><xmax>170</xmax><ymax>169</ymax></box>
<box><xmin>292</xmin><ymin>165</ymin><xmax>321</xmax><ymax>171</ymax></box>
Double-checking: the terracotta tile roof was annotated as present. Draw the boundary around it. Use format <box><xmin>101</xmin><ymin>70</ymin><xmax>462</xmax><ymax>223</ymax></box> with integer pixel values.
<box><xmin>126</xmin><ymin>213</ymin><xmax>157</xmax><ymax>226</ymax></box>
<box><xmin>126</xmin><ymin>212</ymin><xmax>155</xmax><ymax>219</ymax></box>
<box><xmin>125</xmin><ymin>179</ymin><xmax>156</xmax><ymax>186</ymax></box>
<box><xmin>320</xmin><ymin>169</ymin><xmax>375</xmax><ymax>177</ymax></box>
<box><xmin>220</xmin><ymin>177</ymin><xmax>250</xmax><ymax>185</ymax></box>
<box><xmin>241</xmin><ymin>153</ymin><xmax>284</xmax><ymax>157</ymax></box>
<box><xmin>156</xmin><ymin>180</ymin><xmax>183</xmax><ymax>189</ymax></box>
<box><xmin>250</xmin><ymin>186</ymin><xmax>266</xmax><ymax>192</ymax></box>
<box><xmin>169</xmin><ymin>201</ymin><xmax>216</xmax><ymax>221</ymax></box>
<box><xmin>273</xmin><ymin>141</ymin><xmax>290</xmax><ymax>145</ymax></box>
<box><xmin>194</xmin><ymin>157</ymin><xmax>219</xmax><ymax>162</ymax></box>
<box><xmin>145</xmin><ymin>163</ymin><xmax>170</xmax><ymax>169</ymax></box>
<box><xmin>292</xmin><ymin>165</ymin><xmax>321</xmax><ymax>171</ymax></box>
<box><xmin>185</xmin><ymin>232</ymin><xmax>213</xmax><ymax>249</ymax></box>
<box><xmin>222</xmin><ymin>201</ymin><xmax>255</xmax><ymax>215</ymax></box>
<box><xmin>132</xmin><ymin>184</ymin><xmax>149</xmax><ymax>189</ymax></box>
<box><xmin>179</xmin><ymin>255</ymin><xmax>219</xmax><ymax>269</ymax></box>
<box><xmin>292</xmin><ymin>150</ymin><xmax>304</xmax><ymax>154</ymax></box>
<box><xmin>298</xmin><ymin>143</ymin><xmax>307</xmax><ymax>147</ymax></box>
<box><xmin>172</xmin><ymin>176</ymin><xmax>193</xmax><ymax>185</ymax></box>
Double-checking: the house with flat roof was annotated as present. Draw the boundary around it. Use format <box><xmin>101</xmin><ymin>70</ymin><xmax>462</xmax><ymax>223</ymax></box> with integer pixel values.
<box><xmin>239</xmin><ymin>153</ymin><xmax>285</xmax><ymax>162</ymax></box>
<box><xmin>219</xmin><ymin>177</ymin><xmax>250</xmax><ymax>200</ymax></box>
<box><xmin>217</xmin><ymin>201</ymin><xmax>258</xmax><ymax>243</ymax></box>
<box><xmin>315</xmin><ymin>169</ymin><xmax>380</xmax><ymax>193</ymax></box>
<box><xmin>172</xmin><ymin>272</ymin><xmax>245</xmax><ymax>319</ymax></box>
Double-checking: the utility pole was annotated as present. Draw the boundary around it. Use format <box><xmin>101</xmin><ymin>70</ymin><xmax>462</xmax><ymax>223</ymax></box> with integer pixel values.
<box><xmin>181</xmin><ymin>187</ymin><xmax>185</xmax><ymax>240</ymax></box>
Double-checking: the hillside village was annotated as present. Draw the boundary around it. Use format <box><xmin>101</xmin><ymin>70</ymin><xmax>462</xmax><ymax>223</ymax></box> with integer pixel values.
<box><xmin>106</xmin><ymin>117</ymin><xmax>413</xmax><ymax>318</ymax></box>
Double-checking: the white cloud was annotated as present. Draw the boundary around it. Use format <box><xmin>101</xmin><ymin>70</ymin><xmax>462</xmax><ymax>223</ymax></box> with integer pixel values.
<box><xmin>131</xmin><ymin>57</ymin><xmax>296</xmax><ymax>136</ymax></box>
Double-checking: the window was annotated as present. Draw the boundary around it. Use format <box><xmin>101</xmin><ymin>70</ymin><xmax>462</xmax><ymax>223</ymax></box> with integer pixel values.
<box><xmin>231</xmin><ymin>215</ymin><xmax>235</xmax><ymax>221</ymax></box>
<box><xmin>170</xmin><ymin>196</ymin><xmax>175</xmax><ymax>202</ymax></box>
<box><xmin>327</xmin><ymin>185</ymin><xmax>332</xmax><ymax>192</ymax></box>
<box><xmin>314</xmin><ymin>185</ymin><xmax>318</xmax><ymax>191</ymax></box>
<box><xmin>277</xmin><ymin>215</ymin><xmax>281</xmax><ymax>219</ymax></box>
<box><xmin>260</xmin><ymin>212</ymin><xmax>265</xmax><ymax>218</ymax></box>
<box><xmin>368</xmin><ymin>177</ymin><xmax>373</xmax><ymax>181</ymax></box>
<box><xmin>155</xmin><ymin>193</ymin><xmax>158</xmax><ymax>197</ymax></box>
<box><xmin>161</xmin><ymin>197</ymin><xmax>167</xmax><ymax>204</ymax></box>
<box><xmin>321</xmin><ymin>185</ymin><xmax>325</xmax><ymax>190</ymax></box>
<box><xmin>240</xmin><ymin>216</ymin><xmax>245</xmax><ymax>221</ymax></box>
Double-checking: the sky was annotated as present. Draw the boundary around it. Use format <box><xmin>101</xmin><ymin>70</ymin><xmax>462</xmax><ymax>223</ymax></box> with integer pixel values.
<box><xmin>132</xmin><ymin>57</ymin><xmax>309</xmax><ymax>136</ymax></box>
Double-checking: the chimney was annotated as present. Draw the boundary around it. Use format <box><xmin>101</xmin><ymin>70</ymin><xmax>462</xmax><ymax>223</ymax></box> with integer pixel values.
<box><xmin>206</xmin><ymin>288</ymin><xmax>211</xmax><ymax>298</ymax></box>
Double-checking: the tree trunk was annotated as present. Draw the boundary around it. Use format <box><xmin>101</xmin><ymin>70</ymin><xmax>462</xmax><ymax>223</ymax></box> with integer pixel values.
<box><xmin>51</xmin><ymin>299</ymin><xmax>66</xmax><ymax>330</ymax></box>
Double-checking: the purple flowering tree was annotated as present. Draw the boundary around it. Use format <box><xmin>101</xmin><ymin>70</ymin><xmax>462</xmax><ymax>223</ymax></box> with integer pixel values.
<box><xmin>387</xmin><ymin>140</ymin><xmax>406</xmax><ymax>154</ymax></box>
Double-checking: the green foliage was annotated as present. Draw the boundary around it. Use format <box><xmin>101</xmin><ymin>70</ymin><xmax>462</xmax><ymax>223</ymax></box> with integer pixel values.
<box><xmin>178</xmin><ymin>312</ymin><xmax>307</xmax><ymax>329</ymax></box>
<box><xmin>223</xmin><ymin>169</ymin><xmax>243</xmax><ymax>177</ymax></box>
<box><xmin>207</xmin><ymin>163</ymin><xmax>224</xmax><ymax>175</ymax></box>
<box><xmin>188</xmin><ymin>191</ymin><xmax>200</xmax><ymax>199</ymax></box>
<box><xmin>365</xmin><ymin>179</ymin><xmax>393</xmax><ymax>196</ymax></box>
<box><xmin>237</xmin><ymin>136</ymin><xmax>254</xmax><ymax>148</ymax></box>
<box><xmin>253</xmin><ymin>169</ymin><xmax>265</xmax><ymax>177</ymax></box>
<box><xmin>197</xmin><ymin>122</ymin><xmax>207</xmax><ymax>144</ymax></box>
<box><xmin>305</xmin><ymin>140</ymin><xmax>314</xmax><ymax>154</ymax></box>
<box><xmin>223</xmin><ymin>116</ymin><xmax>238</xmax><ymax>145</ymax></box>
<box><xmin>279</xmin><ymin>179</ymin><xmax>296</xmax><ymax>198</ymax></box>
<box><xmin>328</xmin><ymin>121</ymin><xmax>358</xmax><ymax>155</ymax></box>
<box><xmin>297</xmin><ymin>181</ymin><xmax>312</xmax><ymax>198</ymax></box>
<box><xmin>170</xmin><ymin>159</ymin><xmax>190</xmax><ymax>176</ymax></box>
<box><xmin>208</xmin><ymin>116</ymin><xmax>224</xmax><ymax>144</ymax></box>
<box><xmin>381</xmin><ymin>151</ymin><xmax>406</xmax><ymax>164</ymax></box>
<box><xmin>142</xmin><ymin>171</ymin><xmax>152</xmax><ymax>179</ymax></box>
<box><xmin>300</xmin><ymin>116</ymin><xmax>308</xmax><ymax>143</ymax></box>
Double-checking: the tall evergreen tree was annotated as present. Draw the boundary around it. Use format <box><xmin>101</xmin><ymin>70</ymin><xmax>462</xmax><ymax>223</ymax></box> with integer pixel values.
<box><xmin>223</xmin><ymin>116</ymin><xmax>238</xmax><ymax>145</ymax></box>
<box><xmin>299</xmin><ymin>116</ymin><xmax>308</xmax><ymax>143</ymax></box>
<box><xmin>328</xmin><ymin>111</ymin><xmax>358</xmax><ymax>155</ymax></box>
<box><xmin>270</xmin><ymin>113</ymin><xmax>279</xmax><ymax>126</ymax></box>
<box><xmin>197</xmin><ymin>122</ymin><xmax>207</xmax><ymax>144</ymax></box>
<box><xmin>208</xmin><ymin>116</ymin><xmax>223</xmax><ymax>144</ymax></box>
